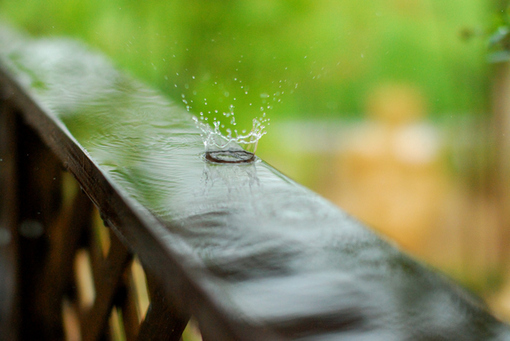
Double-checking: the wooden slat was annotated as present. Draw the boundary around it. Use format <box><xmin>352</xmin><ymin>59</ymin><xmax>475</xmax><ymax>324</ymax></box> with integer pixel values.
<box><xmin>120</xmin><ymin>269</ymin><xmax>142</xmax><ymax>341</ymax></box>
<box><xmin>87</xmin><ymin>212</ymin><xmax>107</xmax><ymax>292</ymax></box>
<box><xmin>81</xmin><ymin>229</ymin><xmax>132</xmax><ymax>341</ymax></box>
<box><xmin>32</xmin><ymin>188</ymin><xmax>93</xmax><ymax>339</ymax></box>
<box><xmin>136</xmin><ymin>274</ymin><xmax>189</xmax><ymax>341</ymax></box>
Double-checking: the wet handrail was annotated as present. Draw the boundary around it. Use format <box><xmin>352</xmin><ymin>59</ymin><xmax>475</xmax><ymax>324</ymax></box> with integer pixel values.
<box><xmin>1</xmin><ymin>26</ymin><xmax>510</xmax><ymax>340</ymax></box>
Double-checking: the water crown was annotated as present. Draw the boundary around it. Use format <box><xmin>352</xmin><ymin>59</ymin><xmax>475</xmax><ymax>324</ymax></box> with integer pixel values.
<box><xmin>192</xmin><ymin>111</ymin><xmax>268</xmax><ymax>163</ymax></box>
<box><xmin>186</xmin><ymin>85</ymin><xmax>272</xmax><ymax>163</ymax></box>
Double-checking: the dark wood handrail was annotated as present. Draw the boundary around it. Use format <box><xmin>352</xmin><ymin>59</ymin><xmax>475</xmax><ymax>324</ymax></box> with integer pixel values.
<box><xmin>1</xmin><ymin>26</ymin><xmax>509</xmax><ymax>340</ymax></box>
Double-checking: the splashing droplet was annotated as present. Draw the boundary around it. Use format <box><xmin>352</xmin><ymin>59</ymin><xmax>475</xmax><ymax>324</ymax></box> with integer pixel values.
<box><xmin>192</xmin><ymin>114</ymin><xmax>268</xmax><ymax>162</ymax></box>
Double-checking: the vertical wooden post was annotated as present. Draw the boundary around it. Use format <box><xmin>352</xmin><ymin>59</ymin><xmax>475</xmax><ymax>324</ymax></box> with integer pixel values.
<box><xmin>0</xmin><ymin>94</ymin><xmax>19</xmax><ymax>340</ymax></box>
<box><xmin>12</xmin><ymin>108</ymin><xmax>64</xmax><ymax>340</ymax></box>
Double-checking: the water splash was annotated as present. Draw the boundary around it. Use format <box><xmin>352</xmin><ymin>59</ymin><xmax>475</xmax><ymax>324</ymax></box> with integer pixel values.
<box><xmin>193</xmin><ymin>115</ymin><xmax>269</xmax><ymax>158</ymax></box>
<box><xmin>177</xmin><ymin>75</ymin><xmax>282</xmax><ymax>162</ymax></box>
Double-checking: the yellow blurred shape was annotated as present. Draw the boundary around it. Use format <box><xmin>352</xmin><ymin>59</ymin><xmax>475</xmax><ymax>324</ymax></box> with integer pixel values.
<box><xmin>334</xmin><ymin>83</ymin><xmax>447</xmax><ymax>255</ymax></box>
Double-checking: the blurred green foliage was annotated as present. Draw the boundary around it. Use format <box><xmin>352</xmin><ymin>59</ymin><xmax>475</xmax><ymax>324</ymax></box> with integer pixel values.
<box><xmin>488</xmin><ymin>2</ymin><xmax>510</xmax><ymax>62</ymax></box>
<box><xmin>0</xmin><ymin>0</ymin><xmax>491</xmax><ymax>133</ymax></box>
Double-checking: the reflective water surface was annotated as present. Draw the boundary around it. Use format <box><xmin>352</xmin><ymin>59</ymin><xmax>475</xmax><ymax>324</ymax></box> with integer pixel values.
<box><xmin>1</xmin><ymin>27</ymin><xmax>510</xmax><ymax>340</ymax></box>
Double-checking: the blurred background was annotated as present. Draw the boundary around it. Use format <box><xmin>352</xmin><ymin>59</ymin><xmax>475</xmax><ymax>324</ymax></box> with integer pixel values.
<box><xmin>1</xmin><ymin>0</ymin><xmax>510</xmax><ymax>322</ymax></box>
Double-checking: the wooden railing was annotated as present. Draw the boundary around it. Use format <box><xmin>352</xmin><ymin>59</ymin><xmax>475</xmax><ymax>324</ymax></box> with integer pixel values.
<box><xmin>1</xmin><ymin>26</ymin><xmax>510</xmax><ymax>341</ymax></box>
